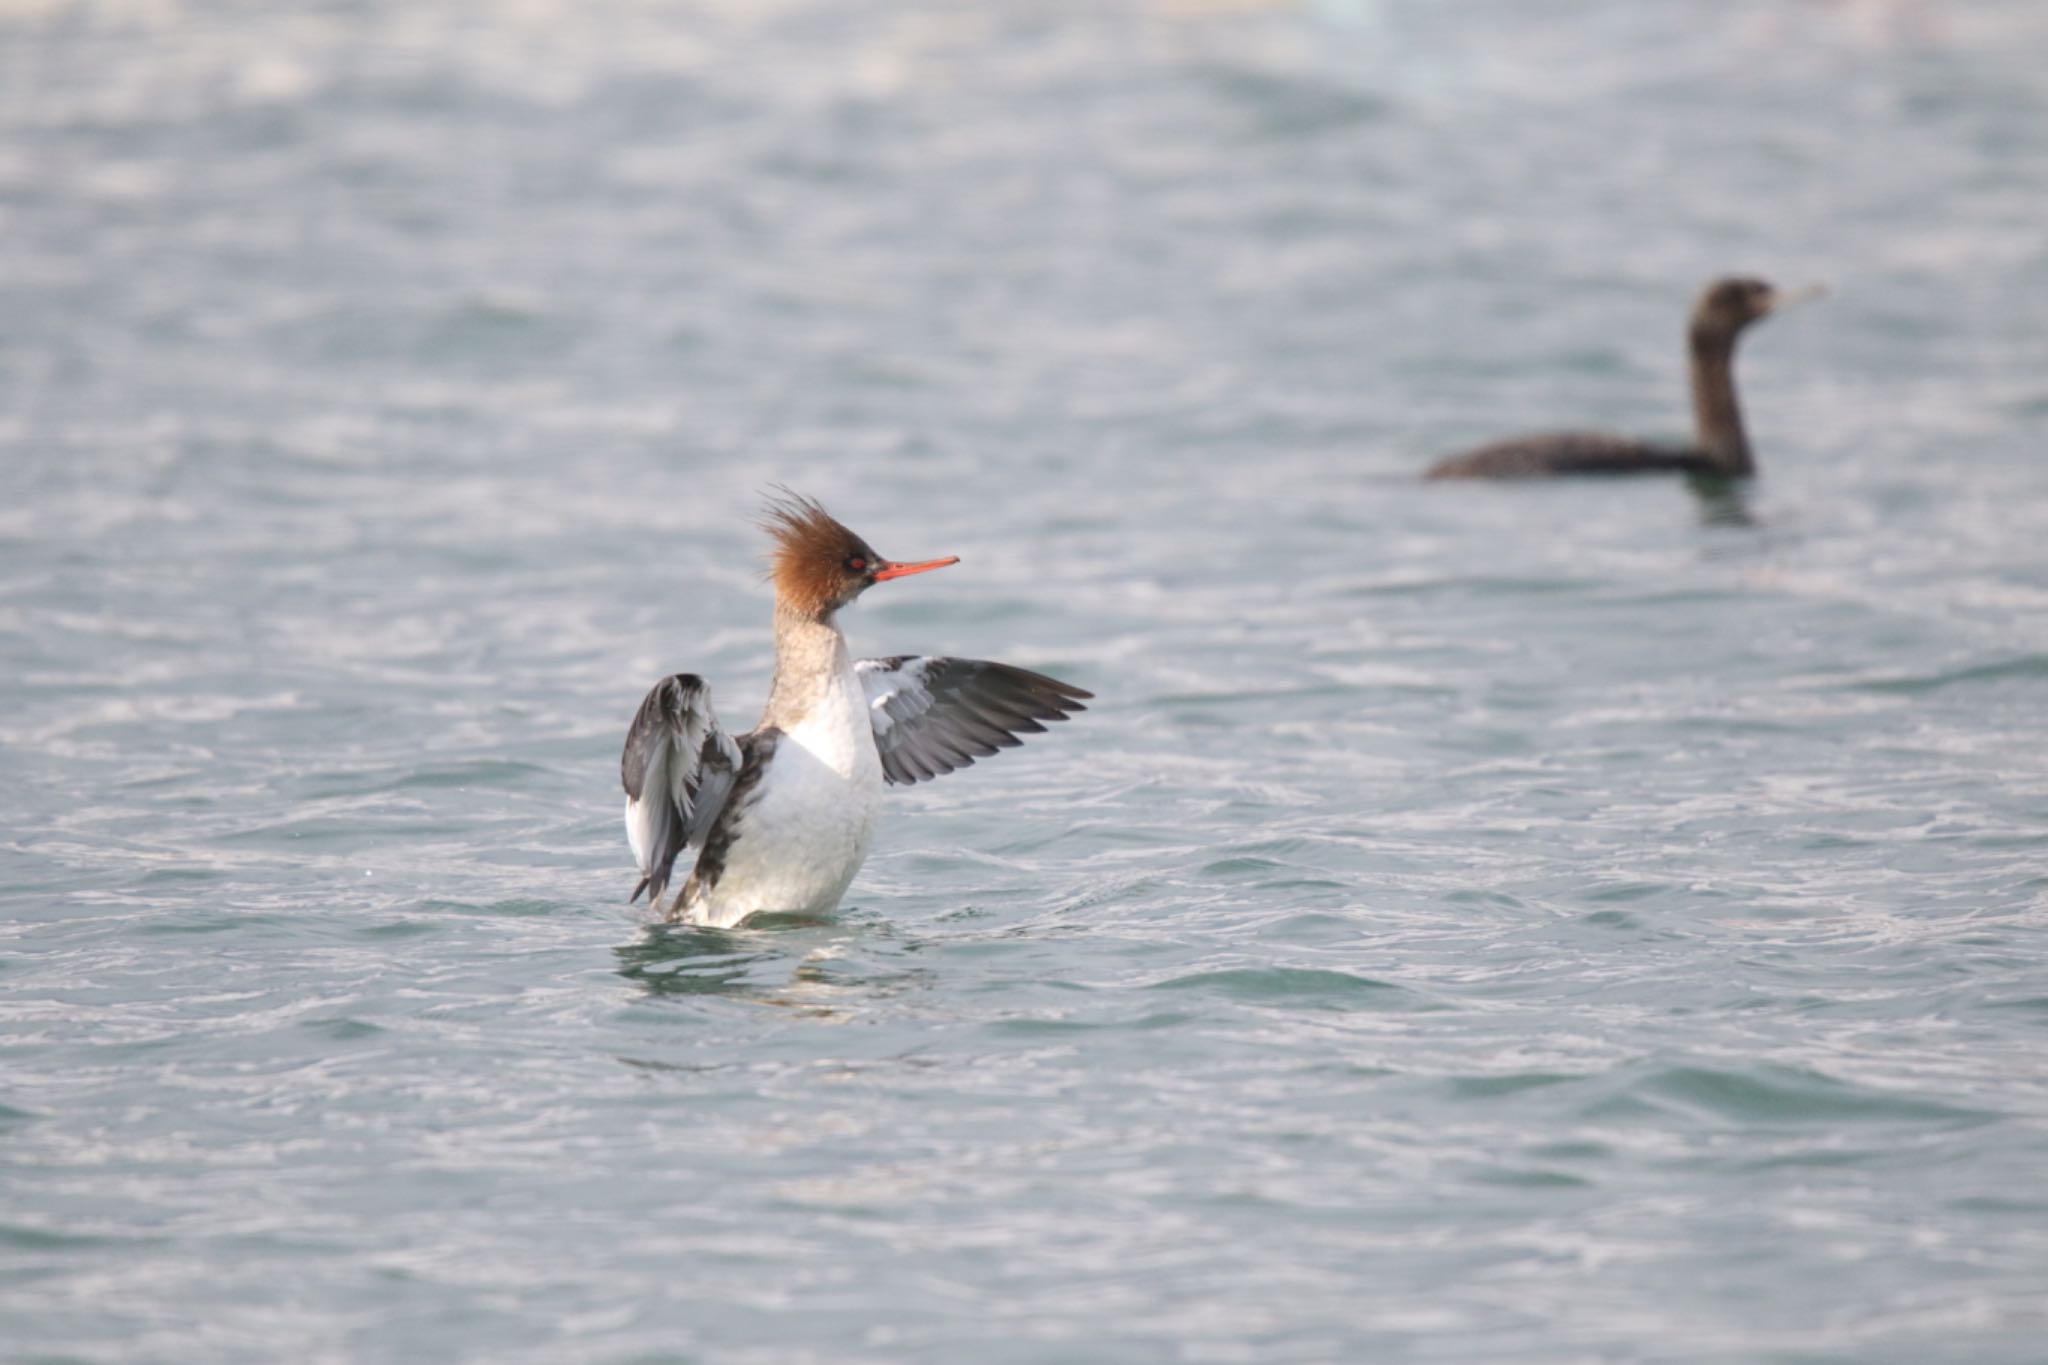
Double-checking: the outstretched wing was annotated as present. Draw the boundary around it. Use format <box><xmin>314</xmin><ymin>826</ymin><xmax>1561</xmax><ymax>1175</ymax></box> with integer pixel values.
<box><xmin>621</xmin><ymin>674</ymin><xmax>743</xmax><ymax>904</ymax></box>
<box><xmin>856</xmin><ymin>656</ymin><xmax>1091</xmax><ymax>787</ymax></box>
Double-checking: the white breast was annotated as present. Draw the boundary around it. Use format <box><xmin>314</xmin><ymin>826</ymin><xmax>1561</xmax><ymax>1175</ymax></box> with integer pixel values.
<box><xmin>682</xmin><ymin>661</ymin><xmax>885</xmax><ymax>927</ymax></box>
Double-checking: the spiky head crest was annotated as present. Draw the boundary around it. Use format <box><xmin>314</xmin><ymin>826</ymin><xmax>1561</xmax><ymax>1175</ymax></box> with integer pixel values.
<box><xmin>759</xmin><ymin>490</ymin><xmax>883</xmax><ymax>620</ymax></box>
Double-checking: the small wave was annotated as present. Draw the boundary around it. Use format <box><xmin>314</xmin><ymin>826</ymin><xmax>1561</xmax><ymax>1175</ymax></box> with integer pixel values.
<box><xmin>1146</xmin><ymin>966</ymin><xmax>1430</xmax><ymax>1011</ymax></box>
<box><xmin>1445</xmin><ymin>1071</ymin><xmax>1583</xmax><ymax>1100</ymax></box>
<box><xmin>1583</xmin><ymin>1063</ymin><xmax>1997</xmax><ymax>1126</ymax></box>
<box><xmin>1847</xmin><ymin>653</ymin><xmax>2048</xmax><ymax>696</ymax></box>
<box><xmin>299</xmin><ymin>1016</ymin><xmax>386</xmax><ymax>1042</ymax></box>
<box><xmin>981</xmin><ymin>1010</ymin><xmax>1195</xmax><ymax>1037</ymax></box>
<box><xmin>0</xmin><ymin>1222</ymin><xmax>159</xmax><ymax>1253</ymax></box>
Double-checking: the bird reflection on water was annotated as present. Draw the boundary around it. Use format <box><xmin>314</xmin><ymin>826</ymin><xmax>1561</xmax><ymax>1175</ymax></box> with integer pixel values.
<box><xmin>613</xmin><ymin>913</ymin><xmax>936</xmax><ymax>1016</ymax></box>
<box><xmin>1687</xmin><ymin>474</ymin><xmax>1757</xmax><ymax>529</ymax></box>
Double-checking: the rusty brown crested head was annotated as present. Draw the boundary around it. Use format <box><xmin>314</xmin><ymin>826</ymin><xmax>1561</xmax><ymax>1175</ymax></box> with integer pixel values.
<box><xmin>760</xmin><ymin>490</ymin><xmax>959</xmax><ymax>621</ymax></box>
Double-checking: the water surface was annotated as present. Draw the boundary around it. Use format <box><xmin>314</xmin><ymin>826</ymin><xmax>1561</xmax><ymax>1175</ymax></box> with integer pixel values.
<box><xmin>5</xmin><ymin>1</ymin><xmax>2048</xmax><ymax>1360</ymax></box>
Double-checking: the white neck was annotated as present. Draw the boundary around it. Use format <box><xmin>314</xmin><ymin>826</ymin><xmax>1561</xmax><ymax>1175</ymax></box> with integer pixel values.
<box><xmin>761</xmin><ymin>604</ymin><xmax>850</xmax><ymax>731</ymax></box>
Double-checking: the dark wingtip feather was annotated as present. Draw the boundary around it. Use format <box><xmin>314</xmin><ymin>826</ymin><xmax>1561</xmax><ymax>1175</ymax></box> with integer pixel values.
<box><xmin>863</xmin><ymin>655</ymin><xmax>1090</xmax><ymax>787</ymax></box>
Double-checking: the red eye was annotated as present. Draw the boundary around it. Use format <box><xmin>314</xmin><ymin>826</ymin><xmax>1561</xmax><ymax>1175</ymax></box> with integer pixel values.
<box><xmin>845</xmin><ymin>555</ymin><xmax>867</xmax><ymax>573</ymax></box>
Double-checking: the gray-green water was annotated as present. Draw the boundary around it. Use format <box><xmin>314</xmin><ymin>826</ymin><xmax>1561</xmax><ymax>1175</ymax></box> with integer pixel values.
<box><xmin>6</xmin><ymin>1</ymin><xmax>2048</xmax><ymax>1360</ymax></box>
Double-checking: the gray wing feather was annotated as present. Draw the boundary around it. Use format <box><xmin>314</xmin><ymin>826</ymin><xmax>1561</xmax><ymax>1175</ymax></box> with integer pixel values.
<box><xmin>683</xmin><ymin>728</ymin><xmax>781</xmax><ymax>905</ymax></box>
<box><xmin>621</xmin><ymin>674</ymin><xmax>742</xmax><ymax>904</ymax></box>
<box><xmin>856</xmin><ymin>656</ymin><xmax>1091</xmax><ymax>787</ymax></box>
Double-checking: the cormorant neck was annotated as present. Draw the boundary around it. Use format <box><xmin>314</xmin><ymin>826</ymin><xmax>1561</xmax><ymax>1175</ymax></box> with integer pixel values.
<box><xmin>1687</xmin><ymin>324</ymin><xmax>1753</xmax><ymax>478</ymax></box>
<box><xmin>762</xmin><ymin>602</ymin><xmax>849</xmax><ymax>729</ymax></box>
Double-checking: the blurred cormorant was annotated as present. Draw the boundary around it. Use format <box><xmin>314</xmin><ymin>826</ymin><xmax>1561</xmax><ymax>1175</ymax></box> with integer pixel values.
<box><xmin>1424</xmin><ymin>276</ymin><xmax>1817</xmax><ymax>481</ymax></box>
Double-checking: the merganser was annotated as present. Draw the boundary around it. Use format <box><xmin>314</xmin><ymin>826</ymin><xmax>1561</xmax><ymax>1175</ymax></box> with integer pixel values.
<box><xmin>1423</xmin><ymin>276</ymin><xmax>1822</xmax><ymax>481</ymax></box>
<box><xmin>620</xmin><ymin>493</ymin><xmax>1091</xmax><ymax>927</ymax></box>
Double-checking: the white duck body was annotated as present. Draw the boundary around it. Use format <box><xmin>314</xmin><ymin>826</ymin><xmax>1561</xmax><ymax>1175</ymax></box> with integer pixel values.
<box><xmin>679</xmin><ymin>610</ymin><xmax>885</xmax><ymax>928</ymax></box>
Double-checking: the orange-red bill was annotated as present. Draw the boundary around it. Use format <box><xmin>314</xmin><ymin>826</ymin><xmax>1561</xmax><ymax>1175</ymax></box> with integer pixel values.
<box><xmin>872</xmin><ymin>555</ymin><xmax>959</xmax><ymax>581</ymax></box>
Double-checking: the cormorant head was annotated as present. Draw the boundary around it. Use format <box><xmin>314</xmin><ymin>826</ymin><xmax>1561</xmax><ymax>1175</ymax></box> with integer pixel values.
<box><xmin>1692</xmin><ymin>276</ymin><xmax>1824</xmax><ymax>343</ymax></box>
